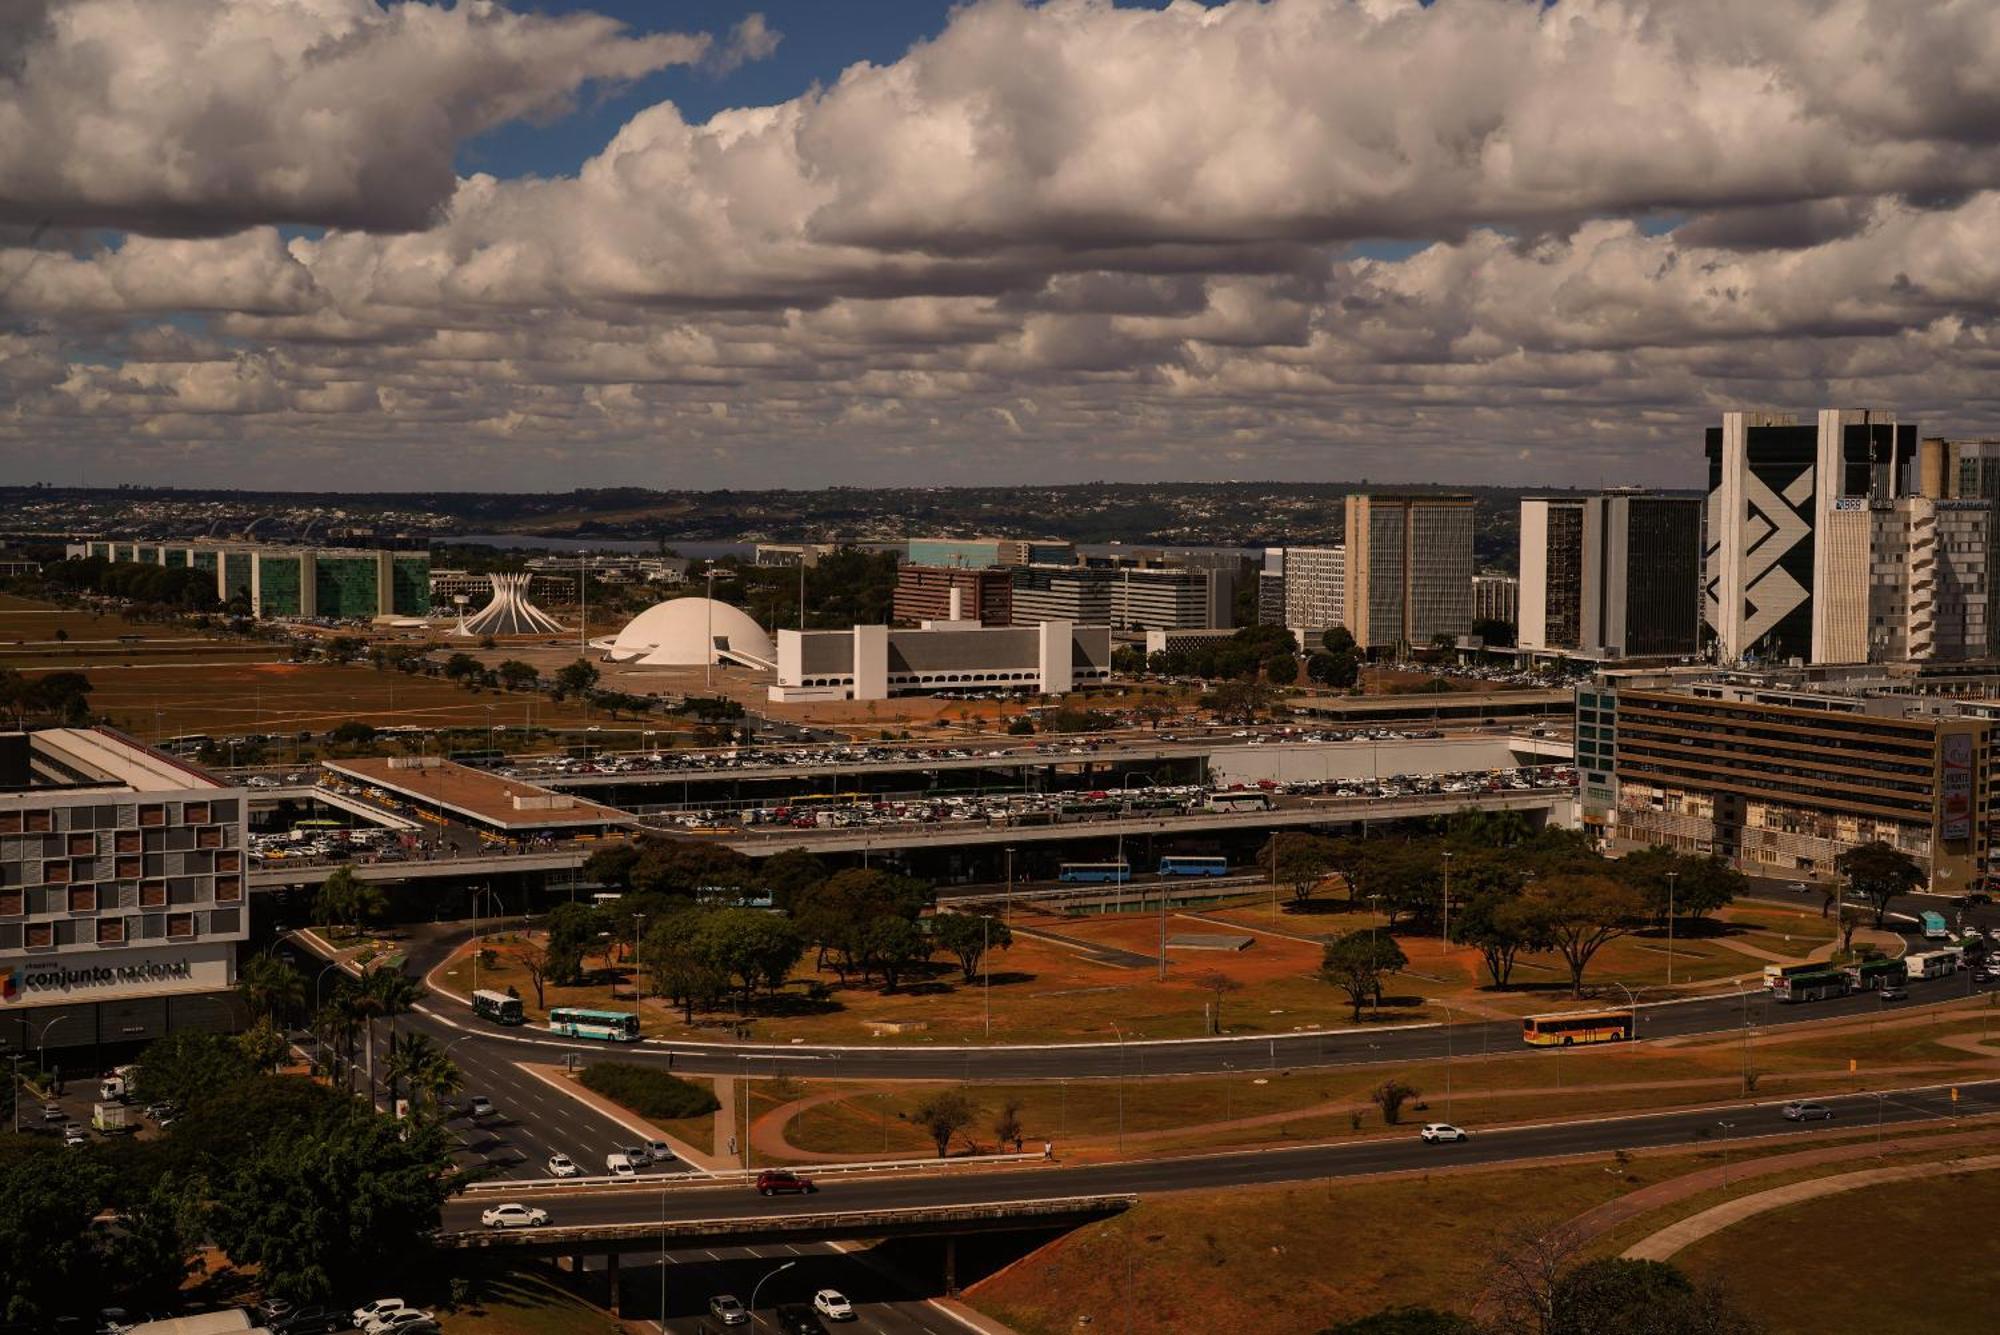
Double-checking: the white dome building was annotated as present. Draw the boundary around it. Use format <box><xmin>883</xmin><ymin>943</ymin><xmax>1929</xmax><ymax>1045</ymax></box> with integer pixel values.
<box><xmin>600</xmin><ymin>597</ymin><xmax>774</xmax><ymax>667</ymax></box>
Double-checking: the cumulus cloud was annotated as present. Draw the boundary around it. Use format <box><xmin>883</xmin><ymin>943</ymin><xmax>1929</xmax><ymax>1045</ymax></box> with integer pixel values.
<box><xmin>6</xmin><ymin>0</ymin><xmax>2000</xmax><ymax>488</ymax></box>
<box><xmin>0</xmin><ymin>0</ymin><xmax>708</xmax><ymax>234</ymax></box>
<box><xmin>709</xmin><ymin>13</ymin><xmax>782</xmax><ymax>76</ymax></box>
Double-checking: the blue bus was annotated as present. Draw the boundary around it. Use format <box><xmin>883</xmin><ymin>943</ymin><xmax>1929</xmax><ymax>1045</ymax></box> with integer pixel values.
<box><xmin>1059</xmin><ymin>862</ymin><xmax>1131</xmax><ymax>884</ymax></box>
<box><xmin>548</xmin><ymin>1007</ymin><xmax>641</xmax><ymax>1042</ymax></box>
<box><xmin>1158</xmin><ymin>856</ymin><xmax>1230</xmax><ymax>878</ymax></box>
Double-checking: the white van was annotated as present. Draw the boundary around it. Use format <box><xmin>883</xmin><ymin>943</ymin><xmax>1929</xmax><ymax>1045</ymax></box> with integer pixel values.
<box><xmin>604</xmin><ymin>1152</ymin><xmax>637</xmax><ymax>1178</ymax></box>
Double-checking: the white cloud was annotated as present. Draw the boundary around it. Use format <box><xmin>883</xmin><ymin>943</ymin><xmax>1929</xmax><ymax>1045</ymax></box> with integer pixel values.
<box><xmin>6</xmin><ymin>0</ymin><xmax>2000</xmax><ymax>488</ymax></box>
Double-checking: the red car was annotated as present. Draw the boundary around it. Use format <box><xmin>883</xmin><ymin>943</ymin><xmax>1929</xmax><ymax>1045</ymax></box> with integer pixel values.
<box><xmin>755</xmin><ymin>1169</ymin><xmax>817</xmax><ymax>1197</ymax></box>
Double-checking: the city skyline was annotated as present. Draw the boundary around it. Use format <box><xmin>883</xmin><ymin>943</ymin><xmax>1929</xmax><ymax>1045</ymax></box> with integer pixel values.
<box><xmin>3</xmin><ymin>0</ymin><xmax>1999</xmax><ymax>491</ymax></box>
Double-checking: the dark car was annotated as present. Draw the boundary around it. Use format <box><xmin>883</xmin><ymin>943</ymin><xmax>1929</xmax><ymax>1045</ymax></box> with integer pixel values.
<box><xmin>272</xmin><ymin>1307</ymin><xmax>349</xmax><ymax>1334</ymax></box>
<box><xmin>755</xmin><ymin>1169</ymin><xmax>816</xmax><ymax>1196</ymax></box>
<box><xmin>772</xmin><ymin>1305</ymin><xmax>827</xmax><ymax>1335</ymax></box>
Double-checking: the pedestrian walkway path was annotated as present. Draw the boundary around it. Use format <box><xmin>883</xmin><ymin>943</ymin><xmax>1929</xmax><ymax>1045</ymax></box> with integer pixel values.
<box><xmin>1568</xmin><ymin>1125</ymin><xmax>2000</xmax><ymax>1249</ymax></box>
<box><xmin>1621</xmin><ymin>1152</ymin><xmax>2000</xmax><ymax>1261</ymax></box>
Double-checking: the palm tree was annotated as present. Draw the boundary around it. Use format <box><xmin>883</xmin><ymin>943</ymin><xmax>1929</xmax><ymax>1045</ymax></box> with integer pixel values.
<box><xmin>383</xmin><ymin>1030</ymin><xmax>433</xmax><ymax>1114</ymax></box>
<box><xmin>238</xmin><ymin>953</ymin><xmax>305</xmax><ymax>1025</ymax></box>
<box><xmin>411</xmin><ymin>1049</ymin><xmax>464</xmax><ymax>1124</ymax></box>
<box><xmin>320</xmin><ymin>984</ymin><xmax>366</xmax><ymax>1095</ymax></box>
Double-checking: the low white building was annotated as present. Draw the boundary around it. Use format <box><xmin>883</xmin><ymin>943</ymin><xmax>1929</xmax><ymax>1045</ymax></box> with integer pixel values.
<box><xmin>770</xmin><ymin>620</ymin><xmax>1112</xmax><ymax>702</ymax></box>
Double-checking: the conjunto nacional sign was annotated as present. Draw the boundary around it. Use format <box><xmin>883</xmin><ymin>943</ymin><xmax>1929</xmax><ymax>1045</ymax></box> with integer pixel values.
<box><xmin>5</xmin><ymin>956</ymin><xmax>196</xmax><ymax>1000</ymax></box>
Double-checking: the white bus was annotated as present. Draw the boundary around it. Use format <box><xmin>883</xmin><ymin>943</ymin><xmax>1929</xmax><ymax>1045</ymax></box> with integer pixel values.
<box><xmin>1905</xmin><ymin>949</ymin><xmax>1962</xmax><ymax>981</ymax></box>
<box><xmin>472</xmin><ymin>989</ymin><xmax>525</xmax><ymax>1026</ymax></box>
<box><xmin>1205</xmin><ymin>790</ymin><xmax>1274</xmax><ymax>812</ymax></box>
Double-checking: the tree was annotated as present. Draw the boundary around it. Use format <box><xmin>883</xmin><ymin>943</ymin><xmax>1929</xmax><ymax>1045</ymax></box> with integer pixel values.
<box><xmin>327</xmin><ymin>719</ymin><xmax>378</xmax><ymax>747</ymax></box>
<box><xmin>1370</xmin><ymin>1079</ymin><xmax>1420</xmax><ymax>1125</ymax></box>
<box><xmin>758</xmin><ymin>847</ymin><xmax>828</xmax><ymax>912</ymax></box>
<box><xmin>862</xmin><ymin>915</ymin><xmax>932</xmax><ymax>992</ymax></box>
<box><xmin>1259</xmin><ymin>832</ymin><xmax>1337</xmax><ymax>905</ymax></box>
<box><xmin>1322</xmin><ymin>626</ymin><xmax>1357</xmax><ymax>655</ymax></box>
<box><xmin>1201</xmin><ymin>679</ymin><xmax>1278</xmax><ymax>723</ymax></box>
<box><xmin>316</xmin><ymin>865</ymin><xmax>385</xmax><ymax>936</ymax></box>
<box><xmin>1617</xmin><ymin>847</ymin><xmax>1744</xmax><ymax>924</ymax></box>
<box><xmin>1190</xmin><ymin>969</ymin><xmax>1244</xmax><ymax>1033</ymax></box>
<box><xmin>552</xmin><ymin>658</ymin><xmax>600</xmax><ymax>699</ymax></box>
<box><xmin>543</xmin><ymin>901</ymin><xmax>605</xmax><ymax>984</ymax></box>
<box><xmin>582</xmin><ymin>841</ymin><xmax>643</xmax><ymax>890</ymax></box>
<box><xmin>1519</xmin><ymin>874</ymin><xmax>1647</xmax><ymax>998</ymax></box>
<box><xmin>0</xmin><ymin>1151</ymin><xmax>116</xmax><ymax>1324</ymax></box>
<box><xmin>933</xmin><ymin>912</ymin><xmax>1012</xmax><ymax>983</ymax></box>
<box><xmin>442</xmin><ymin>652</ymin><xmax>483</xmax><ymax>682</ymax></box>
<box><xmin>1454</xmin><ymin>889</ymin><xmax>1544</xmax><ymax>990</ymax></box>
<box><xmin>1264</xmin><ymin>653</ymin><xmax>1299</xmax><ymax>686</ymax></box>
<box><xmin>496</xmin><ymin>659</ymin><xmax>540</xmax><ymax>692</ymax></box>
<box><xmin>1367</xmin><ymin>841</ymin><xmax>1445</xmax><ymax>928</ymax></box>
<box><xmin>207</xmin><ymin>1084</ymin><xmax>461</xmax><ymax>1303</ymax></box>
<box><xmin>236</xmin><ymin>1016</ymin><xmax>289</xmax><ymax>1073</ymax></box>
<box><xmin>993</xmin><ymin>1098</ymin><xmax>1025</xmax><ymax>1153</ymax></box>
<box><xmin>1836</xmin><ymin>841</ymin><xmax>1926</xmax><ymax>928</ymax></box>
<box><xmin>1837</xmin><ymin>904</ymin><xmax>1868</xmax><ymax>954</ymax></box>
<box><xmin>238</xmin><ymin>952</ymin><xmax>305</xmax><ymax>1024</ymax></box>
<box><xmin>1321</xmin><ymin>932</ymin><xmax>1409</xmax><ymax>1020</ymax></box>
<box><xmin>697</xmin><ymin>908</ymin><xmax>805</xmax><ymax>1005</ymax></box>
<box><xmin>134</xmin><ymin>1030</ymin><xmax>256</xmax><ymax>1111</ymax></box>
<box><xmin>1549</xmin><ymin>1258</ymin><xmax>1762</xmax><ymax>1335</ymax></box>
<box><xmin>912</xmin><ymin>1089</ymin><xmax>979</xmax><ymax>1158</ymax></box>
<box><xmin>1481</xmin><ymin>1216</ymin><xmax>1588</xmax><ymax>1335</ymax></box>
<box><xmin>511</xmin><ymin>939</ymin><xmax>555</xmax><ymax>1008</ymax></box>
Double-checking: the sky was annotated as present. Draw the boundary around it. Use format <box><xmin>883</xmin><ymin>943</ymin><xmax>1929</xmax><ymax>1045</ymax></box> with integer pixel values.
<box><xmin>3</xmin><ymin>0</ymin><xmax>2000</xmax><ymax>494</ymax></box>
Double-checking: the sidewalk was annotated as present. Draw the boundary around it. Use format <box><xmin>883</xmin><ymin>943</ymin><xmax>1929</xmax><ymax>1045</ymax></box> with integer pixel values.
<box><xmin>1622</xmin><ymin>1152</ymin><xmax>2000</xmax><ymax>1261</ymax></box>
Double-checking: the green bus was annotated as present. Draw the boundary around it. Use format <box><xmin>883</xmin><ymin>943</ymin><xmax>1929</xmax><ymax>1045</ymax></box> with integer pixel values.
<box><xmin>548</xmin><ymin>1007</ymin><xmax>640</xmax><ymax>1042</ymax></box>
<box><xmin>1844</xmin><ymin>958</ymin><xmax>1905</xmax><ymax>991</ymax></box>
<box><xmin>1771</xmin><ymin>969</ymin><xmax>1849</xmax><ymax>1003</ymax></box>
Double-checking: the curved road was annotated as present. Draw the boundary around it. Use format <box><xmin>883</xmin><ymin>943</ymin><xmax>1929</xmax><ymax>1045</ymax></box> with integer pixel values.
<box><xmin>388</xmin><ymin>923</ymin><xmax>1993</xmax><ymax>1083</ymax></box>
<box><xmin>440</xmin><ymin>1079</ymin><xmax>2000</xmax><ymax>1233</ymax></box>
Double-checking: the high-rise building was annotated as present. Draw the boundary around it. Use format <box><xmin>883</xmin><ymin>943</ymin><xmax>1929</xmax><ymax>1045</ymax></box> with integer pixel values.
<box><xmin>892</xmin><ymin>565</ymin><xmax>1014</xmax><ymax>627</ymax></box>
<box><xmin>1341</xmin><ymin>495</ymin><xmax>1475</xmax><ymax>652</ymax></box>
<box><xmin>907</xmin><ymin>537</ymin><xmax>1075</xmax><ymax>569</ymax></box>
<box><xmin>1109</xmin><ymin>567</ymin><xmax>1233</xmax><ymax>631</ymax></box>
<box><xmin>0</xmin><ymin>728</ymin><xmax>248</xmax><ymax>1057</ymax></box>
<box><xmin>1471</xmin><ymin>573</ymin><xmax>1519</xmax><ymax>629</ymax></box>
<box><xmin>1256</xmin><ymin>566</ymin><xmax>1286</xmax><ymax>628</ymax></box>
<box><xmin>1703</xmin><ymin>409</ymin><xmax>1916</xmax><ymax>664</ymax></box>
<box><xmin>1519</xmin><ymin>492</ymin><xmax>1701</xmax><ymax>659</ymax></box>
<box><xmin>1011</xmin><ymin>566</ymin><xmax>1114</xmax><ymax>626</ymax></box>
<box><xmin>1868</xmin><ymin>497</ymin><xmax>1995</xmax><ymax>663</ymax></box>
<box><xmin>1281</xmin><ymin>546</ymin><xmax>1345</xmax><ymax>641</ymax></box>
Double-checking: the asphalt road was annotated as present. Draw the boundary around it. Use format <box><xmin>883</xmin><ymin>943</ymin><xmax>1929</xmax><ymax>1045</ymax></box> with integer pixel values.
<box><xmin>442</xmin><ymin>1078</ymin><xmax>2000</xmax><ymax>1234</ymax></box>
<box><xmin>628</xmin><ymin>1240</ymin><xmax>966</xmax><ymax>1335</ymax></box>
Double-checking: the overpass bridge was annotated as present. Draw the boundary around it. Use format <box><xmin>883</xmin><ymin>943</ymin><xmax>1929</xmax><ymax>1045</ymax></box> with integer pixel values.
<box><xmin>245</xmin><ymin>787</ymin><xmax>1574</xmax><ymax>887</ymax></box>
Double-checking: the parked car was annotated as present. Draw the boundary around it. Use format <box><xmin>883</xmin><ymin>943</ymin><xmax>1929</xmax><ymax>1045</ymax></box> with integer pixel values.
<box><xmin>466</xmin><ymin>1096</ymin><xmax>495</xmax><ymax>1118</ymax></box>
<box><xmin>547</xmin><ymin>1153</ymin><xmax>582</xmax><ymax>1178</ymax></box>
<box><xmin>351</xmin><ymin>1300</ymin><xmax>407</xmax><ymax>1328</ymax></box>
<box><xmin>257</xmin><ymin>1300</ymin><xmax>296</xmax><ymax>1325</ymax></box>
<box><xmin>63</xmin><ymin>1125</ymin><xmax>89</xmax><ymax>1147</ymax></box>
<box><xmin>1419</xmin><ymin>1123</ymin><xmax>1469</xmax><ymax>1144</ymax></box>
<box><xmin>42</xmin><ymin>1103</ymin><xmax>64</xmax><ymax>1123</ymax></box>
<box><xmin>773</xmin><ymin>1305</ymin><xmax>826</xmax><ymax>1335</ymax></box>
<box><xmin>755</xmin><ymin>1169</ymin><xmax>817</xmax><ymax>1196</ymax></box>
<box><xmin>812</xmin><ymin>1290</ymin><xmax>854</xmax><ymax>1321</ymax></box>
<box><xmin>363</xmin><ymin>1310</ymin><xmax>434</xmax><ymax>1335</ymax></box>
<box><xmin>272</xmin><ymin>1308</ymin><xmax>349</xmax><ymax>1335</ymax></box>
<box><xmin>1782</xmin><ymin>1102</ymin><xmax>1835</xmax><ymax>1122</ymax></box>
<box><xmin>480</xmin><ymin>1203</ymin><xmax>551</xmax><ymax>1229</ymax></box>
<box><xmin>644</xmin><ymin>1139</ymin><xmax>675</xmax><ymax>1162</ymax></box>
<box><xmin>707</xmin><ymin>1295</ymin><xmax>748</xmax><ymax>1327</ymax></box>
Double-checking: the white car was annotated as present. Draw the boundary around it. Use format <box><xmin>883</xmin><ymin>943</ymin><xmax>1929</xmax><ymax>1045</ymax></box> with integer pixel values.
<box><xmin>644</xmin><ymin>1139</ymin><xmax>675</xmax><ymax>1162</ymax></box>
<box><xmin>351</xmin><ymin>1301</ymin><xmax>407</xmax><ymax>1328</ymax></box>
<box><xmin>467</xmin><ymin>1095</ymin><xmax>495</xmax><ymax>1118</ymax></box>
<box><xmin>546</xmin><ymin>1153</ymin><xmax>582</xmax><ymax>1179</ymax></box>
<box><xmin>364</xmin><ymin>1312</ymin><xmax>434</xmax><ymax>1335</ymax></box>
<box><xmin>480</xmin><ymin>1203</ymin><xmax>550</xmax><ymax>1229</ymax></box>
<box><xmin>813</xmin><ymin>1290</ymin><xmax>855</xmax><ymax>1321</ymax></box>
<box><xmin>1420</xmin><ymin>1123</ymin><xmax>1470</xmax><ymax>1144</ymax></box>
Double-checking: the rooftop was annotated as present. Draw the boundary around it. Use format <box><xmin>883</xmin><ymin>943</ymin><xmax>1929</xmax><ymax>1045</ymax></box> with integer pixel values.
<box><xmin>324</xmin><ymin>755</ymin><xmax>630</xmax><ymax>832</ymax></box>
<box><xmin>0</xmin><ymin>727</ymin><xmax>226</xmax><ymax>795</ymax></box>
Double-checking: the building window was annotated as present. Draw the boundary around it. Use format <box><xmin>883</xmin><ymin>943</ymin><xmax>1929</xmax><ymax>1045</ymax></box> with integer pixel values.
<box><xmin>166</xmin><ymin>913</ymin><xmax>195</xmax><ymax>941</ymax></box>
<box><xmin>138</xmin><ymin>804</ymin><xmax>165</xmax><ymax>827</ymax></box>
<box><xmin>25</xmin><ymin>923</ymin><xmax>54</xmax><ymax>950</ymax></box>
<box><xmin>0</xmin><ymin>889</ymin><xmax>22</xmax><ymax>916</ymax></box>
<box><xmin>67</xmin><ymin>833</ymin><xmax>95</xmax><ymax>857</ymax></box>
<box><xmin>183</xmin><ymin>802</ymin><xmax>210</xmax><ymax>825</ymax></box>
<box><xmin>68</xmin><ymin>885</ymin><xmax>96</xmax><ymax>913</ymax></box>
<box><xmin>215</xmin><ymin>877</ymin><xmax>243</xmax><ymax>904</ymax></box>
<box><xmin>44</xmin><ymin>860</ymin><xmax>70</xmax><ymax>885</ymax></box>
<box><xmin>140</xmin><ymin>881</ymin><xmax>167</xmax><ymax>909</ymax></box>
<box><xmin>97</xmin><ymin>918</ymin><xmax>125</xmax><ymax>945</ymax></box>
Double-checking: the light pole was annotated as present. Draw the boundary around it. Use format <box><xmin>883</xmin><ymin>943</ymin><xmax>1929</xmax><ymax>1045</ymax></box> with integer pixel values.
<box><xmin>1610</xmin><ymin>981</ymin><xmax>1639</xmax><ymax>1039</ymax></box>
<box><xmin>1436</xmin><ymin>1001</ymin><xmax>1457</xmax><ymax>1122</ymax></box>
<box><xmin>1716</xmin><ymin>1120</ymin><xmax>1736</xmax><ymax>1190</ymax></box>
<box><xmin>1004</xmin><ymin>845</ymin><xmax>1015</xmax><ymax>926</ymax></box>
<box><xmin>1109</xmin><ymin>1019</ymin><xmax>1127</xmax><ymax>1153</ymax></box>
<box><xmin>632</xmin><ymin>912</ymin><xmax>647</xmax><ymax>1037</ymax></box>
<box><xmin>33</xmin><ymin>1016</ymin><xmax>68</xmax><ymax>1080</ymax></box>
<box><xmin>1665</xmin><ymin>871</ymin><xmax>1678</xmax><ymax>986</ymax></box>
<box><xmin>312</xmin><ymin>960</ymin><xmax>345</xmax><ymax>1076</ymax></box>
<box><xmin>1441</xmin><ymin>850</ymin><xmax>1453</xmax><ymax>948</ymax></box>
<box><xmin>982</xmin><ymin>914</ymin><xmax>992</xmax><ymax>1039</ymax></box>
<box><xmin>749</xmin><ymin>1259</ymin><xmax>796</xmax><ymax>1330</ymax></box>
<box><xmin>8</xmin><ymin>1053</ymin><xmax>21</xmax><ymax>1133</ymax></box>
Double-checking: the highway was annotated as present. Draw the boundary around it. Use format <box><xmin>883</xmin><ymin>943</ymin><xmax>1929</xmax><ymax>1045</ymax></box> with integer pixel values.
<box><xmin>439</xmin><ymin>1077</ymin><xmax>2000</xmax><ymax>1235</ymax></box>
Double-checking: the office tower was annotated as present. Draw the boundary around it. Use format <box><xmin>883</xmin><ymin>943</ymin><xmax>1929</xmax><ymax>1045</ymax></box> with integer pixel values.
<box><xmin>892</xmin><ymin>565</ymin><xmax>1014</xmax><ymax>627</ymax></box>
<box><xmin>1519</xmin><ymin>492</ymin><xmax>1702</xmax><ymax>658</ymax></box>
<box><xmin>1869</xmin><ymin>497</ymin><xmax>1994</xmax><ymax>663</ymax></box>
<box><xmin>1704</xmin><ymin>409</ymin><xmax>1916</xmax><ymax>664</ymax></box>
<box><xmin>1256</xmin><ymin>562</ymin><xmax>1286</xmax><ymax>628</ymax></box>
<box><xmin>1281</xmin><ymin>546</ymin><xmax>1345</xmax><ymax>641</ymax></box>
<box><xmin>1471</xmin><ymin>573</ymin><xmax>1519</xmax><ymax>628</ymax></box>
<box><xmin>1341</xmin><ymin>494</ymin><xmax>1475</xmax><ymax>652</ymax></box>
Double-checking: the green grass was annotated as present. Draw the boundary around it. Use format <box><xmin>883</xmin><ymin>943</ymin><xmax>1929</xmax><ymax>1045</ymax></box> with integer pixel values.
<box><xmin>577</xmin><ymin>1063</ymin><xmax>720</xmax><ymax>1121</ymax></box>
<box><xmin>431</xmin><ymin>1265</ymin><xmax>621</xmax><ymax>1335</ymax></box>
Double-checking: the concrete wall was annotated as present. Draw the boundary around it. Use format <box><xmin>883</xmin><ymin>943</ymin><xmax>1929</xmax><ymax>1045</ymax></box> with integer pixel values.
<box><xmin>1205</xmin><ymin>734</ymin><xmax>1572</xmax><ymax>785</ymax></box>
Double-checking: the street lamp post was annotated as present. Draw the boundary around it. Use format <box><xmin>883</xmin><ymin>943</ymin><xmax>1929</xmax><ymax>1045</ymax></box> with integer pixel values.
<box><xmin>1109</xmin><ymin>1019</ymin><xmax>1127</xmax><ymax>1153</ymax></box>
<box><xmin>1441</xmin><ymin>850</ymin><xmax>1453</xmax><ymax>947</ymax></box>
<box><xmin>632</xmin><ymin>912</ymin><xmax>647</xmax><ymax>1038</ymax></box>
<box><xmin>982</xmin><ymin>914</ymin><xmax>991</xmax><ymax>1039</ymax></box>
<box><xmin>749</xmin><ymin>1259</ymin><xmax>797</xmax><ymax>1331</ymax></box>
<box><xmin>1435</xmin><ymin>1002</ymin><xmax>1456</xmax><ymax>1122</ymax></box>
<box><xmin>33</xmin><ymin>1016</ymin><xmax>68</xmax><ymax>1080</ymax></box>
<box><xmin>312</xmin><ymin>960</ymin><xmax>345</xmax><ymax>1077</ymax></box>
<box><xmin>1665</xmin><ymin>871</ymin><xmax>1679</xmax><ymax>986</ymax></box>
